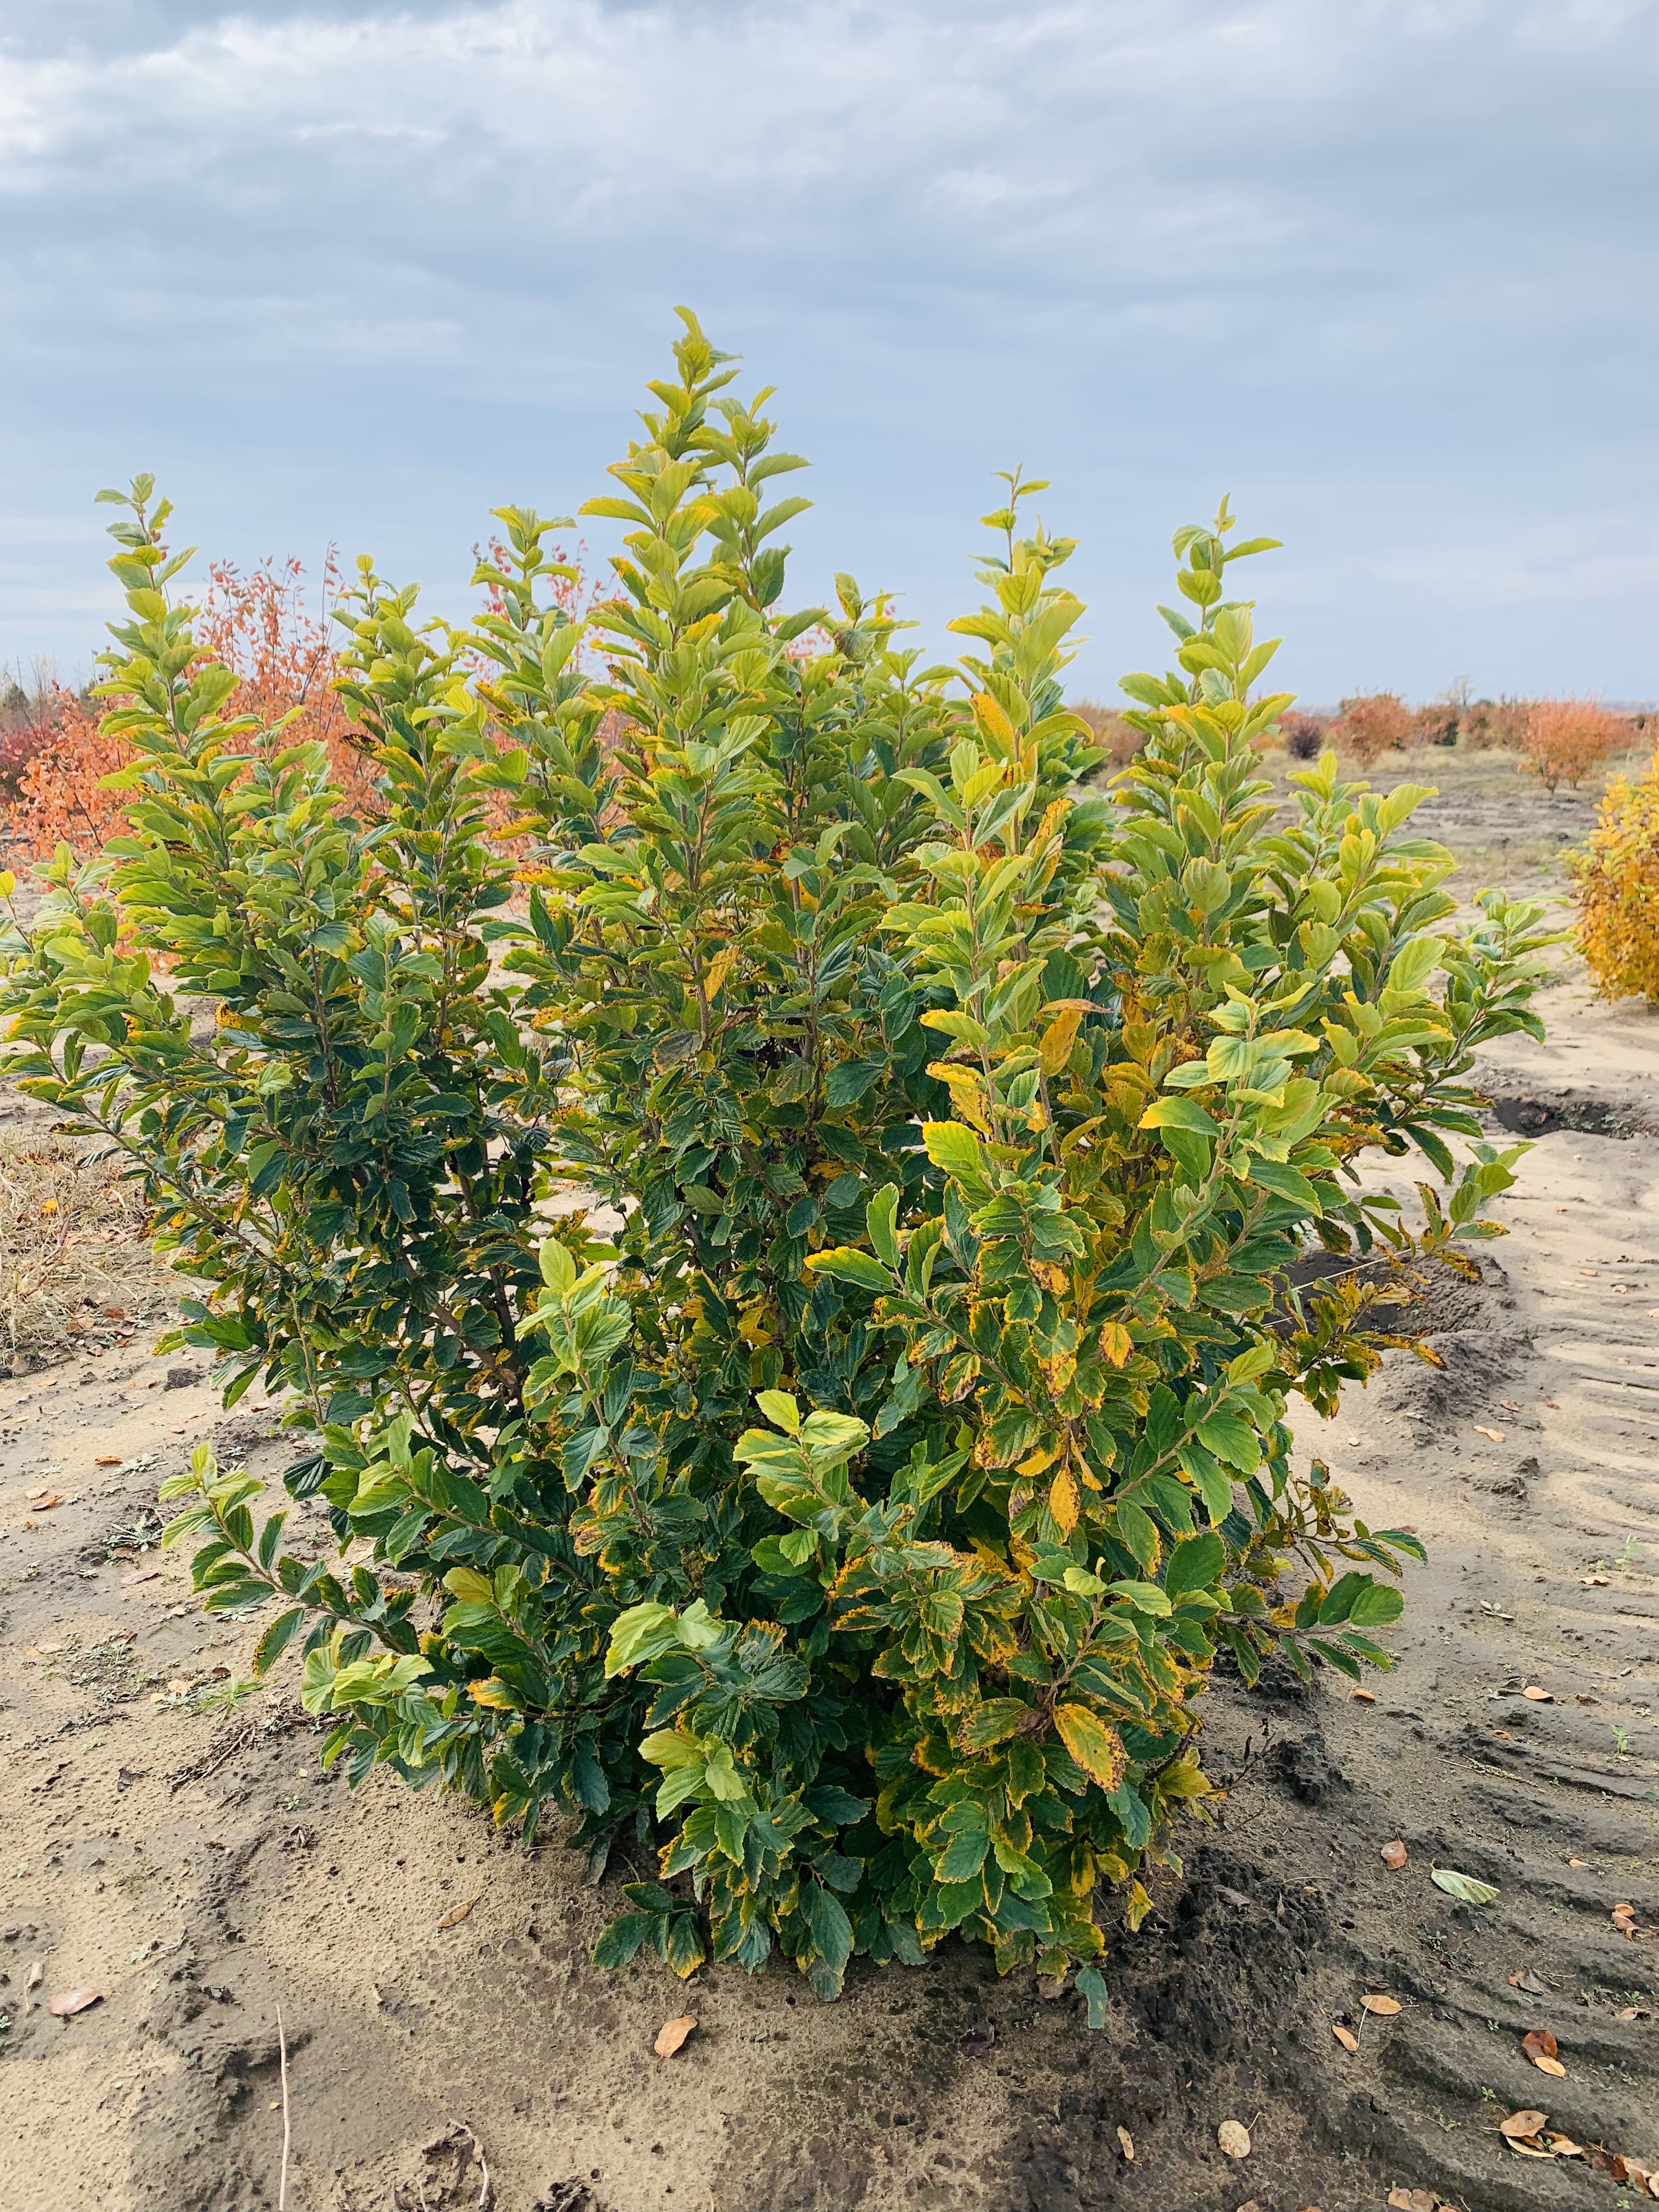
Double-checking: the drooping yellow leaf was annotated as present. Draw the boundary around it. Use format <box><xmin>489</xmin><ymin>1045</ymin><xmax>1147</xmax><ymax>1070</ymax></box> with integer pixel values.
<box><xmin>1124</xmin><ymin>1879</ymin><xmax>1154</xmax><ymax>1933</ymax></box>
<box><xmin>1054</xmin><ymin>1702</ymin><xmax>1125</xmax><ymax>1791</ymax></box>
<box><xmin>703</xmin><ymin>945</ymin><xmax>738</xmax><ymax>1000</ymax></box>
<box><xmin>1038</xmin><ymin>1005</ymin><xmax>1083</xmax><ymax>1077</ymax></box>
<box><xmin>1048</xmin><ymin>1463</ymin><xmax>1079</xmax><ymax>1537</ymax></box>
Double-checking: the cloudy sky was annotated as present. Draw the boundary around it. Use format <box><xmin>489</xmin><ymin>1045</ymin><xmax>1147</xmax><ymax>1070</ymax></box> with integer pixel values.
<box><xmin>2</xmin><ymin>0</ymin><xmax>1655</xmax><ymax>704</ymax></box>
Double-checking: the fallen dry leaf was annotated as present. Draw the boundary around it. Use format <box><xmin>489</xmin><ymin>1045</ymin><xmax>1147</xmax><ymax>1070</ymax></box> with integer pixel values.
<box><xmin>1380</xmin><ymin>1839</ymin><xmax>1408</xmax><ymax>1870</ymax></box>
<box><xmin>1521</xmin><ymin>1684</ymin><xmax>1553</xmax><ymax>1702</ymax></box>
<box><xmin>1217</xmin><ymin>2119</ymin><xmax>1251</xmax><ymax>2159</ymax></box>
<box><xmin>1612</xmin><ymin>1903</ymin><xmax>1640</xmax><ymax>1936</ymax></box>
<box><xmin>25</xmin><ymin>1961</ymin><xmax>43</xmax><ymax>1991</ymax></box>
<box><xmin>94</xmin><ymin>1454</ymin><xmax>122</xmax><ymax>1466</ymax></box>
<box><xmin>1115</xmin><ymin>2125</ymin><xmax>1134</xmax><ymax>2161</ymax></box>
<box><xmin>1567</xmin><ymin>1857</ymin><xmax>1590</xmax><ymax>1869</ymax></box>
<box><xmin>1499</xmin><ymin>2108</ymin><xmax>1549</xmax><ymax>2141</ymax></box>
<box><xmin>435</xmin><ymin>1891</ymin><xmax>484</xmax><ymax>1929</ymax></box>
<box><xmin>1508</xmin><ymin>1969</ymin><xmax>1547</xmax><ymax>1995</ymax></box>
<box><xmin>1473</xmin><ymin>1425</ymin><xmax>1506</xmax><ymax>1443</ymax></box>
<box><xmin>1351</xmin><ymin>1687</ymin><xmax>1376</xmax><ymax>1704</ymax></box>
<box><xmin>1386</xmin><ymin>2190</ymin><xmax>1437</xmax><ymax>2211</ymax></box>
<box><xmin>1581</xmin><ymin>1575</ymin><xmax>1611</xmax><ymax>1587</ymax></box>
<box><xmin>1576</xmin><ymin>1691</ymin><xmax>1600</xmax><ymax>1703</ymax></box>
<box><xmin>1521</xmin><ymin>2028</ymin><xmax>1566</xmax><ymax>2076</ymax></box>
<box><xmin>27</xmin><ymin>1493</ymin><xmax>64</xmax><ymax>1511</ymax></box>
<box><xmin>1332</xmin><ymin>2021</ymin><xmax>1359</xmax><ymax>2052</ymax></box>
<box><xmin>653</xmin><ymin>2014</ymin><xmax>697</xmax><ymax>2058</ymax></box>
<box><xmin>48</xmin><ymin>1988</ymin><xmax>104</xmax><ymax>2017</ymax></box>
<box><xmin>1360</xmin><ymin>1993</ymin><xmax>1402</xmax><ymax>2016</ymax></box>
<box><xmin>1546</xmin><ymin>2134</ymin><xmax>1585</xmax><ymax>2158</ymax></box>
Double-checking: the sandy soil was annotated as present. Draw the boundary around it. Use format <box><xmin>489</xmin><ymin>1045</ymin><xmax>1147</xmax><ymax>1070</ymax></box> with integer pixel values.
<box><xmin>1</xmin><ymin>766</ymin><xmax>1656</xmax><ymax>2212</ymax></box>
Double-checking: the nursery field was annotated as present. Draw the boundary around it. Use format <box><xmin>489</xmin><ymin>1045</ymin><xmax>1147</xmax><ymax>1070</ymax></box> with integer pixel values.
<box><xmin>0</xmin><ymin>930</ymin><xmax>1654</xmax><ymax>2212</ymax></box>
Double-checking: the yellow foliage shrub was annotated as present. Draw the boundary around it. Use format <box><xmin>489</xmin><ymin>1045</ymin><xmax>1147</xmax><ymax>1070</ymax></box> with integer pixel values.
<box><xmin>1572</xmin><ymin>747</ymin><xmax>1659</xmax><ymax>1002</ymax></box>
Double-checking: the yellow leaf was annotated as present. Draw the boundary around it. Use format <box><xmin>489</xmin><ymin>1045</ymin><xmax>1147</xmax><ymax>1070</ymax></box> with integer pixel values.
<box><xmin>1124</xmin><ymin>1878</ymin><xmax>1153</xmax><ymax>1933</ymax></box>
<box><xmin>1098</xmin><ymin>1322</ymin><xmax>1133</xmax><ymax>1367</ymax></box>
<box><xmin>703</xmin><ymin>945</ymin><xmax>738</xmax><ymax>1000</ymax></box>
<box><xmin>1017</xmin><ymin>1446</ymin><xmax>1058</xmax><ymax>1479</ymax></box>
<box><xmin>1053</xmin><ymin>1702</ymin><xmax>1126</xmax><ymax>1791</ymax></box>
<box><xmin>970</xmin><ymin>690</ymin><xmax>1016</xmax><ymax>746</ymax></box>
<box><xmin>1156</xmin><ymin>1753</ymin><xmax>1213</xmax><ymax>1800</ymax></box>
<box><xmin>466</xmin><ymin>1678</ymin><xmax>521</xmax><ymax>1711</ymax></box>
<box><xmin>1038</xmin><ymin>1005</ymin><xmax>1082</xmax><ymax>1077</ymax></box>
<box><xmin>1048</xmin><ymin>1463</ymin><xmax>1079</xmax><ymax>1536</ymax></box>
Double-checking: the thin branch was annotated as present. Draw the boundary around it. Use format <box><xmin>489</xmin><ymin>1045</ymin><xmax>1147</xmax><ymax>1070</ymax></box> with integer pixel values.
<box><xmin>276</xmin><ymin>2004</ymin><xmax>292</xmax><ymax>2212</ymax></box>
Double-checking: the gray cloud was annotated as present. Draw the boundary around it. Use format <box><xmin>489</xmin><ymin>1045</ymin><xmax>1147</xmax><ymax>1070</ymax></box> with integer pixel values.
<box><xmin>2</xmin><ymin>0</ymin><xmax>1654</xmax><ymax>698</ymax></box>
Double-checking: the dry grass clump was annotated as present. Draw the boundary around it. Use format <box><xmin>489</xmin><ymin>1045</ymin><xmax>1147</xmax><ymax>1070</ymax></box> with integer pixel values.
<box><xmin>0</xmin><ymin>1134</ymin><xmax>173</xmax><ymax>1358</ymax></box>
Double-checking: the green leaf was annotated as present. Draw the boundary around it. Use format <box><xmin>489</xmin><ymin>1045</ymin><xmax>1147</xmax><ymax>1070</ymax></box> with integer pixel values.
<box><xmin>1163</xmin><ymin>1533</ymin><xmax>1224</xmax><ymax>1599</ymax></box>
<box><xmin>921</xmin><ymin>1121</ymin><xmax>986</xmax><ymax>1182</ymax></box>
<box><xmin>804</xmin><ymin>1246</ymin><xmax>891</xmax><ymax>1294</ymax></box>
<box><xmin>1074</xmin><ymin>1964</ymin><xmax>1110</xmax><ymax>2029</ymax></box>
<box><xmin>756</xmin><ymin>1389</ymin><xmax>800</xmax><ymax>1435</ymax></box>
<box><xmin>593</xmin><ymin>1912</ymin><xmax>658</xmax><ymax>1970</ymax></box>
<box><xmin>605</xmin><ymin>1602</ymin><xmax>681</xmax><ymax>1676</ymax></box>
<box><xmin>805</xmin><ymin>1883</ymin><xmax>854</xmax><ymax>1974</ymax></box>
<box><xmin>866</xmin><ymin>1183</ymin><xmax>901</xmax><ymax>1268</ymax></box>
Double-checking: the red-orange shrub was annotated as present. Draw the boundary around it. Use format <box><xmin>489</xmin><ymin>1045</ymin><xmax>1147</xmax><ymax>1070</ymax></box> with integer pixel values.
<box><xmin>1412</xmin><ymin>701</ymin><xmax>1461</xmax><ymax>748</ymax></box>
<box><xmin>8</xmin><ymin>555</ymin><xmax>360</xmax><ymax>859</ymax></box>
<box><xmin>1517</xmin><ymin>698</ymin><xmax>1630</xmax><ymax>794</ymax></box>
<box><xmin>1334</xmin><ymin>692</ymin><xmax>1412</xmax><ymax>766</ymax></box>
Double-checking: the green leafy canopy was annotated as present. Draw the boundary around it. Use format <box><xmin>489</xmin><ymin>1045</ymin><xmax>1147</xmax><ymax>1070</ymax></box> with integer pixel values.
<box><xmin>0</xmin><ymin>313</ymin><xmax>1558</xmax><ymax>2010</ymax></box>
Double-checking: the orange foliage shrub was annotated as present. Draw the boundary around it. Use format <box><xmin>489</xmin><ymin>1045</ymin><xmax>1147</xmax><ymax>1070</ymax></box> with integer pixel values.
<box><xmin>1572</xmin><ymin>747</ymin><xmax>1659</xmax><ymax>1001</ymax></box>
<box><xmin>4</xmin><ymin>540</ymin><xmax>596</xmax><ymax>865</ymax></box>
<box><xmin>1412</xmin><ymin>700</ymin><xmax>1462</xmax><ymax>748</ymax></box>
<box><xmin>1462</xmin><ymin>696</ymin><xmax>1531</xmax><ymax>752</ymax></box>
<box><xmin>1334</xmin><ymin>692</ymin><xmax>1412</xmax><ymax>766</ymax></box>
<box><xmin>8</xmin><ymin>554</ymin><xmax>361</xmax><ymax>859</ymax></box>
<box><xmin>1517</xmin><ymin>698</ymin><xmax>1629</xmax><ymax>794</ymax></box>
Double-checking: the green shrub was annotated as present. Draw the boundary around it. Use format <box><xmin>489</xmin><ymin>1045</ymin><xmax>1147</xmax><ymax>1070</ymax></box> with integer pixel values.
<box><xmin>0</xmin><ymin>316</ymin><xmax>1557</xmax><ymax>2010</ymax></box>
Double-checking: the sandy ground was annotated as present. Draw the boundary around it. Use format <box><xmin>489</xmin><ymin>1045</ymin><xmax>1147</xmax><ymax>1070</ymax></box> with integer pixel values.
<box><xmin>0</xmin><ymin>757</ymin><xmax>1656</xmax><ymax>2212</ymax></box>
